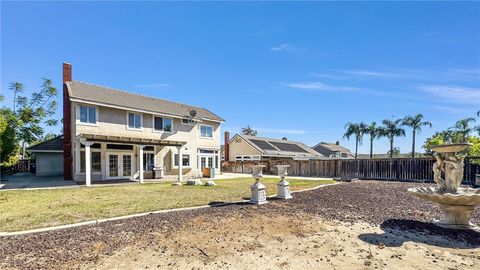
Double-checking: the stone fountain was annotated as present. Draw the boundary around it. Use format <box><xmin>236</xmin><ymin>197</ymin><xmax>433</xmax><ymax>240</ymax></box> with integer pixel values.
<box><xmin>408</xmin><ymin>143</ymin><xmax>480</xmax><ymax>230</ymax></box>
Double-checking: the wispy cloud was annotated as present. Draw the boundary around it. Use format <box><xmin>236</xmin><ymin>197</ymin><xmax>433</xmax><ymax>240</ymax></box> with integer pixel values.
<box><xmin>282</xmin><ymin>81</ymin><xmax>362</xmax><ymax>92</ymax></box>
<box><xmin>270</xmin><ymin>43</ymin><xmax>309</xmax><ymax>55</ymax></box>
<box><xmin>341</xmin><ymin>69</ymin><xmax>402</xmax><ymax>78</ymax></box>
<box><xmin>133</xmin><ymin>83</ymin><xmax>171</xmax><ymax>89</ymax></box>
<box><xmin>417</xmin><ymin>85</ymin><xmax>480</xmax><ymax>104</ymax></box>
<box><xmin>271</xmin><ymin>43</ymin><xmax>289</xmax><ymax>51</ymax></box>
<box><xmin>312</xmin><ymin>67</ymin><xmax>480</xmax><ymax>82</ymax></box>
<box><xmin>257</xmin><ymin>128</ymin><xmax>307</xmax><ymax>135</ymax></box>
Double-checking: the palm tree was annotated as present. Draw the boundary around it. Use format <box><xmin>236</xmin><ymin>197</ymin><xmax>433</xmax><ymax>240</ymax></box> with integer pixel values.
<box><xmin>343</xmin><ymin>122</ymin><xmax>367</xmax><ymax>159</ymax></box>
<box><xmin>380</xmin><ymin>119</ymin><xmax>406</xmax><ymax>158</ymax></box>
<box><xmin>452</xmin><ymin>118</ymin><xmax>476</xmax><ymax>142</ymax></box>
<box><xmin>402</xmin><ymin>114</ymin><xmax>432</xmax><ymax>157</ymax></box>
<box><xmin>364</xmin><ymin>122</ymin><xmax>382</xmax><ymax>159</ymax></box>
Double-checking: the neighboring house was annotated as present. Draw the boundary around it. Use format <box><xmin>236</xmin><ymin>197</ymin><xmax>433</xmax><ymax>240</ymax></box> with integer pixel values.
<box><xmin>28</xmin><ymin>136</ymin><xmax>64</xmax><ymax>176</ymax></box>
<box><xmin>312</xmin><ymin>141</ymin><xmax>354</xmax><ymax>159</ymax></box>
<box><xmin>62</xmin><ymin>63</ymin><xmax>224</xmax><ymax>185</ymax></box>
<box><xmin>223</xmin><ymin>132</ymin><xmax>324</xmax><ymax>161</ymax></box>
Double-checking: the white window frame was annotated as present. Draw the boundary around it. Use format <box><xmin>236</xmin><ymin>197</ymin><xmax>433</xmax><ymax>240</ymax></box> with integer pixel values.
<box><xmin>172</xmin><ymin>152</ymin><xmax>191</xmax><ymax>168</ymax></box>
<box><xmin>143</xmin><ymin>150</ymin><xmax>156</xmax><ymax>170</ymax></box>
<box><xmin>126</xmin><ymin>111</ymin><xmax>143</xmax><ymax>131</ymax></box>
<box><xmin>152</xmin><ymin>116</ymin><xmax>174</xmax><ymax>133</ymax></box>
<box><xmin>199</xmin><ymin>124</ymin><xmax>214</xmax><ymax>139</ymax></box>
<box><xmin>79</xmin><ymin>148</ymin><xmax>102</xmax><ymax>174</ymax></box>
<box><xmin>182</xmin><ymin>118</ymin><xmax>196</xmax><ymax>126</ymax></box>
<box><xmin>76</xmin><ymin>105</ymin><xmax>98</xmax><ymax>126</ymax></box>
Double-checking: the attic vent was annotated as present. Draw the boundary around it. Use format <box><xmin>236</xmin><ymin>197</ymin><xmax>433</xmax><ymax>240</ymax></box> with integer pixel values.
<box><xmin>235</xmin><ymin>138</ymin><xmax>241</xmax><ymax>143</ymax></box>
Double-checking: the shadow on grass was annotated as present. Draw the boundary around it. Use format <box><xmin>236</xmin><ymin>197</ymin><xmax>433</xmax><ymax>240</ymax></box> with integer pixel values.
<box><xmin>358</xmin><ymin>219</ymin><xmax>480</xmax><ymax>249</ymax></box>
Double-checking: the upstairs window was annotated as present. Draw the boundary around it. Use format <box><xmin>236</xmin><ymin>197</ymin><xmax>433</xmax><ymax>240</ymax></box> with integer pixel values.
<box><xmin>153</xmin><ymin>116</ymin><xmax>173</xmax><ymax>132</ymax></box>
<box><xmin>200</xmin><ymin>125</ymin><xmax>213</xmax><ymax>138</ymax></box>
<box><xmin>128</xmin><ymin>113</ymin><xmax>142</xmax><ymax>129</ymax></box>
<box><xmin>79</xmin><ymin>106</ymin><xmax>96</xmax><ymax>124</ymax></box>
<box><xmin>182</xmin><ymin>118</ymin><xmax>195</xmax><ymax>125</ymax></box>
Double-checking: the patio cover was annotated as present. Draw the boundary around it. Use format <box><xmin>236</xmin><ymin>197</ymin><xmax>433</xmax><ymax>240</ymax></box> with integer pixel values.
<box><xmin>76</xmin><ymin>133</ymin><xmax>186</xmax><ymax>147</ymax></box>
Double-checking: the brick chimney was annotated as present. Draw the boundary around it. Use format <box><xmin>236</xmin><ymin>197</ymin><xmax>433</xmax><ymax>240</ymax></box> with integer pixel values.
<box><xmin>224</xmin><ymin>131</ymin><xmax>230</xmax><ymax>162</ymax></box>
<box><xmin>63</xmin><ymin>63</ymin><xmax>73</xmax><ymax>180</ymax></box>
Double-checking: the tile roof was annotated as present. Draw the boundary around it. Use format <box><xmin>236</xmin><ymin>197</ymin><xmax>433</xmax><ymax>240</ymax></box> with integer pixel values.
<box><xmin>237</xmin><ymin>134</ymin><xmax>324</xmax><ymax>159</ymax></box>
<box><xmin>67</xmin><ymin>81</ymin><xmax>225</xmax><ymax>122</ymax></box>
<box><xmin>28</xmin><ymin>136</ymin><xmax>63</xmax><ymax>152</ymax></box>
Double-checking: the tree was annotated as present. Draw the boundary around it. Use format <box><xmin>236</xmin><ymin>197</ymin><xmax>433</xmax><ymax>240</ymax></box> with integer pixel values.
<box><xmin>387</xmin><ymin>147</ymin><xmax>401</xmax><ymax>157</ymax></box>
<box><xmin>9</xmin><ymin>82</ymin><xmax>24</xmax><ymax>113</ymax></box>
<box><xmin>380</xmin><ymin>119</ymin><xmax>405</xmax><ymax>158</ymax></box>
<box><xmin>343</xmin><ymin>122</ymin><xmax>367</xmax><ymax>159</ymax></box>
<box><xmin>282</xmin><ymin>137</ymin><xmax>288</xmax><ymax>141</ymax></box>
<box><xmin>402</xmin><ymin>114</ymin><xmax>432</xmax><ymax>157</ymax></box>
<box><xmin>452</xmin><ymin>118</ymin><xmax>476</xmax><ymax>142</ymax></box>
<box><xmin>241</xmin><ymin>125</ymin><xmax>257</xmax><ymax>136</ymax></box>
<box><xmin>0</xmin><ymin>108</ymin><xmax>19</xmax><ymax>164</ymax></box>
<box><xmin>1</xmin><ymin>78</ymin><xmax>58</xmax><ymax>162</ymax></box>
<box><xmin>364</xmin><ymin>122</ymin><xmax>382</xmax><ymax>159</ymax></box>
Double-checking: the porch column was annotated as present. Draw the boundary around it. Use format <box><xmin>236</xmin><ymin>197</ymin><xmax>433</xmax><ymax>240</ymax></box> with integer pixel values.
<box><xmin>83</xmin><ymin>141</ymin><xmax>94</xmax><ymax>187</ymax></box>
<box><xmin>177</xmin><ymin>146</ymin><xmax>183</xmax><ymax>182</ymax></box>
<box><xmin>139</xmin><ymin>145</ymin><xmax>145</xmax><ymax>184</ymax></box>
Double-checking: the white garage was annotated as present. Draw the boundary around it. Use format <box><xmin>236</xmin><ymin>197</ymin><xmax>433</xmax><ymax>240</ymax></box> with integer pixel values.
<box><xmin>28</xmin><ymin>136</ymin><xmax>64</xmax><ymax>177</ymax></box>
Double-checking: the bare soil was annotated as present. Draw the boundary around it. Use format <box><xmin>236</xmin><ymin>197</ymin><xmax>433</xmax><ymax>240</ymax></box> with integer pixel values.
<box><xmin>1</xmin><ymin>181</ymin><xmax>479</xmax><ymax>270</ymax></box>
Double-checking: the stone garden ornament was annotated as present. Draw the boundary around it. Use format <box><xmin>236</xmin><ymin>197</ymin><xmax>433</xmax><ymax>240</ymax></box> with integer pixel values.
<box><xmin>408</xmin><ymin>143</ymin><xmax>480</xmax><ymax>230</ymax></box>
<box><xmin>276</xmin><ymin>165</ymin><xmax>293</xmax><ymax>199</ymax></box>
<box><xmin>250</xmin><ymin>165</ymin><xmax>268</xmax><ymax>205</ymax></box>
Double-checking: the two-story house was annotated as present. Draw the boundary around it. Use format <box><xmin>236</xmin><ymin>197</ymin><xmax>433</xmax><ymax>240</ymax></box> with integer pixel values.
<box><xmin>62</xmin><ymin>63</ymin><xmax>224</xmax><ymax>186</ymax></box>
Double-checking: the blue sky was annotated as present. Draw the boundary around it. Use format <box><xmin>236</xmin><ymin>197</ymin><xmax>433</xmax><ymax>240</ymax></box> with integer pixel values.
<box><xmin>2</xmin><ymin>1</ymin><xmax>479</xmax><ymax>154</ymax></box>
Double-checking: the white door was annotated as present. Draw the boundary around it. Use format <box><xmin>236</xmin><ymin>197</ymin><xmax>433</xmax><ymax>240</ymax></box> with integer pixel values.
<box><xmin>199</xmin><ymin>155</ymin><xmax>214</xmax><ymax>169</ymax></box>
<box><xmin>107</xmin><ymin>153</ymin><xmax>133</xmax><ymax>179</ymax></box>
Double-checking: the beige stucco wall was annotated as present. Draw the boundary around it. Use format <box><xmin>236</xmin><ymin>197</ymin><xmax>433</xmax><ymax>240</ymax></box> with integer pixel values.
<box><xmin>227</xmin><ymin>135</ymin><xmax>262</xmax><ymax>161</ymax></box>
<box><xmin>71</xmin><ymin>102</ymin><xmax>221</xmax><ymax>181</ymax></box>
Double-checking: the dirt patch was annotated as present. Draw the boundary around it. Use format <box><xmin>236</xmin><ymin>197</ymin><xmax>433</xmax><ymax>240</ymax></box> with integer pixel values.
<box><xmin>1</xmin><ymin>181</ymin><xmax>479</xmax><ymax>269</ymax></box>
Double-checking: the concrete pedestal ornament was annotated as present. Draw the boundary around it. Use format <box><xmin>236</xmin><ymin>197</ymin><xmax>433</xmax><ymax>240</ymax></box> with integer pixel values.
<box><xmin>205</xmin><ymin>180</ymin><xmax>217</xmax><ymax>186</ymax></box>
<box><xmin>408</xmin><ymin>143</ymin><xmax>480</xmax><ymax>230</ymax></box>
<box><xmin>276</xmin><ymin>165</ymin><xmax>292</xmax><ymax>199</ymax></box>
<box><xmin>186</xmin><ymin>179</ymin><xmax>203</xmax><ymax>186</ymax></box>
<box><xmin>250</xmin><ymin>165</ymin><xmax>268</xmax><ymax>205</ymax></box>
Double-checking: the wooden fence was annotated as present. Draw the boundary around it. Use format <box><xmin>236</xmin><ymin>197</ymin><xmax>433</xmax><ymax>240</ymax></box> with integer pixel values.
<box><xmin>222</xmin><ymin>157</ymin><xmax>480</xmax><ymax>184</ymax></box>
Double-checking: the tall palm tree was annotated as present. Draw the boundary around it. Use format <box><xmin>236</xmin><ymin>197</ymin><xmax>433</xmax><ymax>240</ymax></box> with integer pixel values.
<box><xmin>380</xmin><ymin>119</ymin><xmax>405</xmax><ymax>158</ymax></box>
<box><xmin>343</xmin><ymin>122</ymin><xmax>367</xmax><ymax>159</ymax></box>
<box><xmin>364</xmin><ymin>122</ymin><xmax>382</xmax><ymax>159</ymax></box>
<box><xmin>402</xmin><ymin>114</ymin><xmax>432</xmax><ymax>157</ymax></box>
<box><xmin>452</xmin><ymin>117</ymin><xmax>476</xmax><ymax>142</ymax></box>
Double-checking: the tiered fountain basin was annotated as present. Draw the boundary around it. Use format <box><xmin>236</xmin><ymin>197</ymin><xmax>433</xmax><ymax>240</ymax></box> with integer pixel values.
<box><xmin>407</xmin><ymin>143</ymin><xmax>480</xmax><ymax>230</ymax></box>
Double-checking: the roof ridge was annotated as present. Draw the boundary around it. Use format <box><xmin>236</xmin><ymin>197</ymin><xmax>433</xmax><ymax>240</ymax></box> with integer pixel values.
<box><xmin>71</xmin><ymin>80</ymin><xmax>208</xmax><ymax>113</ymax></box>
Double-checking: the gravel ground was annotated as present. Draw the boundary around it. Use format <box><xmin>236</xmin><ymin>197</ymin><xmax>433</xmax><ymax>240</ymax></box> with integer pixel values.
<box><xmin>1</xmin><ymin>181</ymin><xmax>479</xmax><ymax>269</ymax></box>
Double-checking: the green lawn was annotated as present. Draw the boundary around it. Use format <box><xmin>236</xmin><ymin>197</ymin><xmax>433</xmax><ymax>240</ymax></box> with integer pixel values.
<box><xmin>0</xmin><ymin>177</ymin><xmax>335</xmax><ymax>232</ymax></box>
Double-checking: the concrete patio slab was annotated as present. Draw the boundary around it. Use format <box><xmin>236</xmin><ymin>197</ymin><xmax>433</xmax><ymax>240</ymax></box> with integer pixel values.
<box><xmin>0</xmin><ymin>173</ymin><xmax>78</xmax><ymax>190</ymax></box>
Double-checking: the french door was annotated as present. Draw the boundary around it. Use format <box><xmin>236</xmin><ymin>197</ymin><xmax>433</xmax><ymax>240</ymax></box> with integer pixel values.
<box><xmin>107</xmin><ymin>153</ymin><xmax>134</xmax><ymax>179</ymax></box>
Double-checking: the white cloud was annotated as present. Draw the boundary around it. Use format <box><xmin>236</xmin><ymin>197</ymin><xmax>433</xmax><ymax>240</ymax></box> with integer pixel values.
<box><xmin>257</xmin><ymin>128</ymin><xmax>307</xmax><ymax>134</ymax></box>
<box><xmin>271</xmin><ymin>43</ymin><xmax>289</xmax><ymax>51</ymax></box>
<box><xmin>417</xmin><ymin>85</ymin><xmax>480</xmax><ymax>104</ymax></box>
<box><xmin>341</xmin><ymin>69</ymin><xmax>402</xmax><ymax>78</ymax></box>
<box><xmin>282</xmin><ymin>81</ymin><xmax>361</xmax><ymax>92</ymax></box>
<box><xmin>133</xmin><ymin>83</ymin><xmax>170</xmax><ymax>89</ymax></box>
